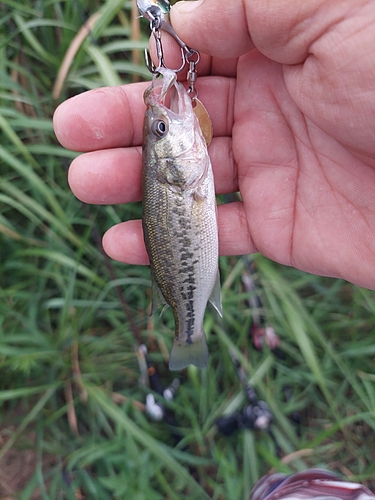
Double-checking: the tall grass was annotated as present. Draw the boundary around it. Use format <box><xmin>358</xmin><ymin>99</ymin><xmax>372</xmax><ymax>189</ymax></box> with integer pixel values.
<box><xmin>1</xmin><ymin>0</ymin><xmax>375</xmax><ymax>498</ymax></box>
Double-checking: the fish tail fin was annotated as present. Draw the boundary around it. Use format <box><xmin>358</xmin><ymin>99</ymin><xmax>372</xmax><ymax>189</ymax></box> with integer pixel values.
<box><xmin>169</xmin><ymin>333</ymin><xmax>209</xmax><ymax>371</ymax></box>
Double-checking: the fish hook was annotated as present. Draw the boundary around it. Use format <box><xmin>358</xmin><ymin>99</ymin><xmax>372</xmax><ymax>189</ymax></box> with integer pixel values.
<box><xmin>144</xmin><ymin>26</ymin><xmax>186</xmax><ymax>75</ymax></box>
<box><xmin>137</xmin><ymin>0</ymin><xmax>196</xmax><ymax>75</ymax></box>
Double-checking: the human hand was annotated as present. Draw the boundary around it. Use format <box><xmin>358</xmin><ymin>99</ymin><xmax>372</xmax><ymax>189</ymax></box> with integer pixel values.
<box><xmin>53</xmin><ymin>0</ymin><xmax>375</xmax><ymax>290</ymax></box>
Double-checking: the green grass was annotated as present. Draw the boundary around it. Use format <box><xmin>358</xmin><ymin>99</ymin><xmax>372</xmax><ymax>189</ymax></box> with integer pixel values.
<box><xmin>1</xmin><ymin>0</ymin><xmax>375</xmax><ymax>498</ymax></box>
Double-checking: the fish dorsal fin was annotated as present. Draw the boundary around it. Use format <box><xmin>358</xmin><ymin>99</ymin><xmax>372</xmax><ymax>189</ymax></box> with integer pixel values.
<box><xmin>209</xmin><ymin>270</ymin><xmax>222</xmax><ymax>317</ymax></box>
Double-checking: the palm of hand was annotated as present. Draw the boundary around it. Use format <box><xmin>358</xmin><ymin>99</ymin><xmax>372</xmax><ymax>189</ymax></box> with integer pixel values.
<box><xmin>231</xmin><ymin>43</ymin><xmax>375</xmax><ymax>288</ymax></box>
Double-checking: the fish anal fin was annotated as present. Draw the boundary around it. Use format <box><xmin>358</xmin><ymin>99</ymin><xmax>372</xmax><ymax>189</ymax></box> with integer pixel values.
<box><xmin>169</xmin><ymin>334</ymin><xmax>209</xmax><ymax>371</ymax></box>
<box><xmin>209</xmin><ymin>270</ymin><xmax>222</xmax><ymax>317</ymax></box>
<box><xmin>150</xmin><ymin>269</ymin><xmax>167</xmax><ymax>316</ymax></box>
<box><xmin>159</xmin><ymin>304</ymin><xmax>169</xmax><ymax>317</ymax></box>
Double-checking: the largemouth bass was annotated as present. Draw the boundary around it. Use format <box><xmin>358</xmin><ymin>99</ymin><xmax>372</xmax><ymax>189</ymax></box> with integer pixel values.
<box><xmin>142</xmin><ymin>68</ymin><xmax>222</xmax><ymax>371</ymax></box>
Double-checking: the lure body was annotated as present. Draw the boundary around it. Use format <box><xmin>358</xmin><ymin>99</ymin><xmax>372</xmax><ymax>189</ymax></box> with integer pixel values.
<box><xmin>136</xmin><ymin>0</ymin><xmax>170</xmax><ymax>20</ymax></box>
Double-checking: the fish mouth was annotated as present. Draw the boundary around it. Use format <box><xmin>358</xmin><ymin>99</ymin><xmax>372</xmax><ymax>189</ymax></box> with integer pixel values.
<box><xmin>144</xmin><ymin>67</ymin><xmax>189</xmax><ymax>119</ymax></box>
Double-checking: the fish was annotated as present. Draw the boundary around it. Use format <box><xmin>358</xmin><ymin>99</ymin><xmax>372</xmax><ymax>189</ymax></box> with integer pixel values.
<box><xmin>141</xmin><ymin>68</ymin><xmax>222</xmax><ymax>371</ymax></box>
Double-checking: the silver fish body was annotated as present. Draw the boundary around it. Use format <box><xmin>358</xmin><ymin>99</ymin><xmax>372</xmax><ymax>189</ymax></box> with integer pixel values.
<box><xmin>142</xmin><ymin>68</ymin><xmax>222</xmax><ymax>370</ymax></box>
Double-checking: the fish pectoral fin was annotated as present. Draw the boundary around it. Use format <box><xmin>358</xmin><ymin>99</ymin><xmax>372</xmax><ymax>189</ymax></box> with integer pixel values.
<box><xmin>209</xmin><ymin>270</ymin><xmax>223</xmax><ymax>317</ymax></box>
<box><xmin>150</xmin><ymin>269</ymin><xmax>167</xmax><ymax>316</ymax></box>
<box><xmin>169</xmin><ymin>334</ymin><xmax>209</xmax><ymax>371</ymax></box>
<box><xmin>192</xmin><ymin>186</ymin><xmax>207</xmax><ymax>202</ymax></box>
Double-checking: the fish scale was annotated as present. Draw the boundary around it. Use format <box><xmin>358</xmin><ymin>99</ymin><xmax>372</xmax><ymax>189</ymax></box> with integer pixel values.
<box><xmin>141</xmin><ymin>68</ymin><xmax>222</xmax><ymax>370</ymax></box>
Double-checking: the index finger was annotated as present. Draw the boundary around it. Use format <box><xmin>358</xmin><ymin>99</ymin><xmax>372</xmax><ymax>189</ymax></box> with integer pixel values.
<box><xmin>53</xmin><ymin>75</ymin><xmax>235</xmax><ymax>152</ymax></box>
<box><xmin>53</xmin><ymin>82</ymin><xmax>148</xmax><ymax>152</ymax></box>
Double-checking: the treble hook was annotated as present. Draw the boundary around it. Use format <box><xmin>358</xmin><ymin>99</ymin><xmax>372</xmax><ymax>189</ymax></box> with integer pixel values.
<box><xmin>137</xmin><ymin>0</ymin><xmax>197</xmax><ymax>75</ymax></box>
<box><xmin>145</xmin><ymin>26</ymin><xmax>186</xmax><ymax>75</ymax></box>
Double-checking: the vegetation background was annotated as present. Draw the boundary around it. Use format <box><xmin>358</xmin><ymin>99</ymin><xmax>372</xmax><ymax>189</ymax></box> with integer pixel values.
<box><xmin>0</xmin><ymin>0</ymin><xmax>374</xmax><ymax>498</ymax></box>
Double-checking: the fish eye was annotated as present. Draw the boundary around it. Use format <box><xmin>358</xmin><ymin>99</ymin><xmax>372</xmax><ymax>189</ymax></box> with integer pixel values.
<box><xmin>151</xmin><ymin>119</ymin><xmax>168</xmax><ymax>138</ymax></box>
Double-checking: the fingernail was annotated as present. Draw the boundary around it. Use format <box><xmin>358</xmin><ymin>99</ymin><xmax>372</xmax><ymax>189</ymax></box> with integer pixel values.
<box><xmin>173</xmin><ymin>0</ymin><xmax>204</xmax><ymax>13</ymax></box>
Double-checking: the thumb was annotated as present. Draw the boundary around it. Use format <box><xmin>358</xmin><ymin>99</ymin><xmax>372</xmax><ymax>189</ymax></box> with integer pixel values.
<box><xmin>170</xmin><ymin>0</ymin><xmax>254</xmax><ymax>58</ymax></box>
<box><xmin>171</xmin><ymin>0</ymin><xmax>360</xmax><ymax>64</ymax></box>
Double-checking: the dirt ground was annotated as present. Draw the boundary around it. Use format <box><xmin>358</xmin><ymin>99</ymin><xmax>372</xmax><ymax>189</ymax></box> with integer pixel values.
<box><xmin>0</xmin><ymin>430</ymin><xmax>55</xmax><ymax>499</ymax></box>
